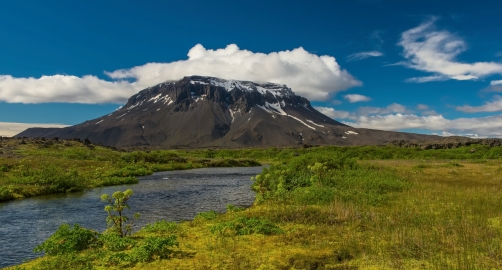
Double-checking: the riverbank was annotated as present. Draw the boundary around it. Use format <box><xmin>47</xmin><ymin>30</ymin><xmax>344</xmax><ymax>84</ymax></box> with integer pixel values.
<box><xmin>7</xmin><ymin>144</ymin><xmax>502</xmax><ymax>269</ymax></box>
<box><xmin>0</xmin><ymin>138</ymin><xmax>260</xmax><ymax>202</ymax></box>
<box><xmin>3</xmin><ymin>136</ymin><xmax>500</xmax><ymax>202</ymax></box>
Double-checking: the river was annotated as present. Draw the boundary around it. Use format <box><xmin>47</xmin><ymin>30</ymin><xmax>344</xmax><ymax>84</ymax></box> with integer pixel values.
<box><xmin>0</xmin><ymin>166</ymin><xmax>263</xmax><ymax>268</ymax></box>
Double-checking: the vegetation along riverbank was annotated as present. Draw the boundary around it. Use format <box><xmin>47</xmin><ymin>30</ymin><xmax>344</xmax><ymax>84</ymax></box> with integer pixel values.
<box><xmin>3</xmin><ymin>138</ymin><xmax>502</xmax><ymax>269</ymax></box>
<box><xmin>0</xmin><ymin>137</ymin><xmax>260</xmax><ymax>202</ymax></box>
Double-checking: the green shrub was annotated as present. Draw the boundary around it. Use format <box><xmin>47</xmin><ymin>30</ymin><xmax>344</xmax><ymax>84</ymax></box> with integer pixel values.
<box><xmin>34</xmin><ymin>224</ymin><xmax>98</xmax><ymax>255</ymax></box>
<box><xmin>99</xmin><ymin>233</ymin><xmax>136</xmax><ymax>251</ymax></box>
<box><xmin>101</xmin><ymin>189</ymin><xmax>140</xmax><ymax>237</ymax></box>
<box><xmin>130</xmin><ymin>236</ymin><xmax>178</xmax><ymax>262</ymax></box>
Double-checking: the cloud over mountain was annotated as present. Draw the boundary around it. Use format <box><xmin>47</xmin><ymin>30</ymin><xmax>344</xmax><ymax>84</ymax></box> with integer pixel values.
<box><xmin>0</xmin><ymin>44</ymin><xmax>361</xmax><ymax>104</ymax></box>
<box><xmin>316</xmin><ymin>101</ymin><xmax>502</xmax><ymax>138</ymax></box>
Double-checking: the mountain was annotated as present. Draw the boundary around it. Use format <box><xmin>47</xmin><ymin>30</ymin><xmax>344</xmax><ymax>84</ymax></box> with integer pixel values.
<box><xmin>17</xmin><ymin>76</ymin><xmax>438</xmax><ymax>148</ymax></box>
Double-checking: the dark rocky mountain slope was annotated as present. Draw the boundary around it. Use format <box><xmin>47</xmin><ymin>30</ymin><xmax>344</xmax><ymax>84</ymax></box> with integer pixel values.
<box><xmin>17</xmin><ymin>76</ymin><xmax>439</xmax><ymax>148</ymax></box>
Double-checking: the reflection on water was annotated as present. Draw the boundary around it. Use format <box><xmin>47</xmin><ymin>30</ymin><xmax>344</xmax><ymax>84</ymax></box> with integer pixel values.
<box><xmin>0</xmin><ymin>166</ymin><xmax>262</xmax><ymax>268</ymax></box>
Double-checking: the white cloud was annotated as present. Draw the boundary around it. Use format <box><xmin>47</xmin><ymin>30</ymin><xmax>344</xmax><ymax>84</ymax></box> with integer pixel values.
<box><xmin>342</xmin><ymin>113</ymin><xmax>502</xmax><ymax>137</ymax></box>
<box><xmin>399</xmin><ymin>18</ymin><xmax>502</xmax><ymax>82</ymax></box>
<box><xmin>456</xmin><ymin>95</ymin><xmax>502</xmax><ymax>113</ymax></box>
<box><xmin>0</xmin><ymin>122</ymin><xmax>68</xmax><ymax>137</ymax></box>
<box><xmin>0</xmin><ymin>75</ymin><xmax>138</xmax><ymax>104</ymax></box>
<box><xmin>435</xmin><ymin>131</ymin><xmax>481</xmax><ymax>138</ymax></box>
<box><xmin>315</xmin><ymin>102</ymin><xmax>502</xmax><ymax>138</ymax></box>
<box><xmin>0</xmin><ymin>44</ymin><xmax>361</xmax><ymax>104</ymax></box>
<box><xmin>106</xmin><ymin>44</ymin><xmax>361</xmax><ymax>101</ymax></box>
<box><xmin>314</xmin><ymin>106</ymin><xmax>355</xmax><ymax>120</ymax></box>
<box><xmin>357</xmin><ymin>103</ymin><xmax>409</xmax><ymax>116</ymax></box>
<box><xmin>315</xmin><ymin>103</ymin><xmax>409</xmax><ymax>120</ymax></box>
<box><xmin>343</xmin><ymin>94</ymin><xmax>371</xmax><ymax>103</ymax></box>
<box><xmin>416</xmin><ymin>104</ymin><xmax>429</xmax><ymax>110</ymax></box>
<box><xmin>405</xmin><ymin>75</ymin><xmax>449</xmax><ymax>83</ymax></box>
<box><xmin>491</xmin><ymin>80</ymin><xmax>502</xmax><ymax>85</ymax></box>
<box><xmin>346</xmin><ymin>51</ymin><xmax>383</xmax><ymax>61</ymax></box>
<box><xmin>415</xmin><ymin>104</ymin><xmax>438</xmax><ymax>115</ymax></box>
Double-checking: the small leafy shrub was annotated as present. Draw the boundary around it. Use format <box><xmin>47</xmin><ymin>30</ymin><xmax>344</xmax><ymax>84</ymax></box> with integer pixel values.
<box><xmin>99</xmin><ymin>233</ymin><xmax>136</xmax><ymax>251</ymax></box>
<box><xmin>195</xmin><ymin>210</ymin><xmax>219</xmax><ymax>220</ymax></box>
<box><xmin>101</xmin><ymin>189</ymin><xmax>140</xmax><ymax>237</ymax></box>
<box><xmin>34</xmin><ymin>223</ymin><xmax>98</xmax><ymax>255</ymax></box>
<box><xmin>210</xmin><ymin>217</ymin><xmax>282</xmax><ymax>236</ymax></box>
<box><xmin>130</xmin><ymin>236</ymin><xmax>179</xmax><ymax>262</ymax></box>
<box><xmin>104</xmin><ymin>252</ymin><xmax>134</xmax><ymax>267</ymax></box>
<box><xmin>142</xmin><ymin>220</ymin><xmax>179</xmax><ymax>234</ymax></box>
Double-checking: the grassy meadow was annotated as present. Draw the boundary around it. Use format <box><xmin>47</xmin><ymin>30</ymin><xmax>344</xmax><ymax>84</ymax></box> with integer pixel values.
<box><xmin>3</xmin><ymin>139</ymin><xmax>502</xmax><ymax>269</ymax></box>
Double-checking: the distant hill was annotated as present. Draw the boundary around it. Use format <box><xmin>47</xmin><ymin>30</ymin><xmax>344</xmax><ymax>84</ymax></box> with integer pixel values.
<box><xmin>17</xmin><ymin>76</ymin><xmax>439</xmax><ymax>148</ymax></box>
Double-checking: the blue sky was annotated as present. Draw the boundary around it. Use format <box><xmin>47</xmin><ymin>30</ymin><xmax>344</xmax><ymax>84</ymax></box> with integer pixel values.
<box><xmin>1</xmin><ymin>0</ymin><xmax>502</xmax><ymax>137</ymax></box>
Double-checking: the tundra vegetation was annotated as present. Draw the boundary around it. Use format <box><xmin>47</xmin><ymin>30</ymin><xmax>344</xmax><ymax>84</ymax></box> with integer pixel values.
<box><xmin>3</xmin><ymin>137</ymin><xmax>502</xmax><ymax>269</ymax></box>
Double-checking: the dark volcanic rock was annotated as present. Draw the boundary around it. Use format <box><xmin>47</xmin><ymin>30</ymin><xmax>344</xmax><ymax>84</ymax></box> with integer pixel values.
<box><xmin>17</xmin><ymin>76</ymin><xmax>439</xmax><ymax>148</ymax></box>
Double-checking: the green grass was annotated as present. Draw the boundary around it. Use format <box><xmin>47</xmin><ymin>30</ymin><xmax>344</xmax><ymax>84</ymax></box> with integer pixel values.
<box><xmin>5</xmin><ymin>139</ymin><xmax>502</xmax><ymax>269</ymax></box>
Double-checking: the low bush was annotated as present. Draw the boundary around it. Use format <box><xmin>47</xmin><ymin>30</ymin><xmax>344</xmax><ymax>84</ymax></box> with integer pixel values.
<box><xmin>99</xmin><ymin>233</ymin><xmax>136</xmax><ymax>251</ymax></box>
<box><xmin>130</xmin><ymin>236</ymin><xmax>178</xmax><ymax>262</ymax></box>
<box><xmin>34</xmin><ymin>224</ymin><xmax>99</xmax><ymax>255</ymax></box>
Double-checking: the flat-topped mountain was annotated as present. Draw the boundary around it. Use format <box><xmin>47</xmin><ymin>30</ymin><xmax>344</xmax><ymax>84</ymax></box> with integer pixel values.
<box><xmin>17</xmin><ymin>76</ymin><xmax>438</xmax><ymax>148</ymax></box>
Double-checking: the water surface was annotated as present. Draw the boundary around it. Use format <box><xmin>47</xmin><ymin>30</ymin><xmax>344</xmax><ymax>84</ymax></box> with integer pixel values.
<box><xmin>0</xmin><ymin>166</ymin><xmax>262</xmax><ymax>268</ymax></box>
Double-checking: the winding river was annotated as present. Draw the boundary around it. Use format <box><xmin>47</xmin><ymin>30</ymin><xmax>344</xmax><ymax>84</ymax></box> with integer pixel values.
<box><xmin>0</xmin><ymin>166</ymin><xmax>263</xmax><ymax>268</ymax></box>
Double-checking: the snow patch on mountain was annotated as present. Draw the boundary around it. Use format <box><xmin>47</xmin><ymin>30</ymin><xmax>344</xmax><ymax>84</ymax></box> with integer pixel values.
<box><xmin>288</xmin><ymin>115</ymin><xmax>316</xmax><ymax>130</ymax></box>
<box><xmin>257</xmin><ymin>102</ymin><xmax>287</xmax><ymax>116</ymax></box>
<box><xmin>306</xmin><ymin>120</ymin><xmax>324</xmax><ymax>127</ymax></box>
